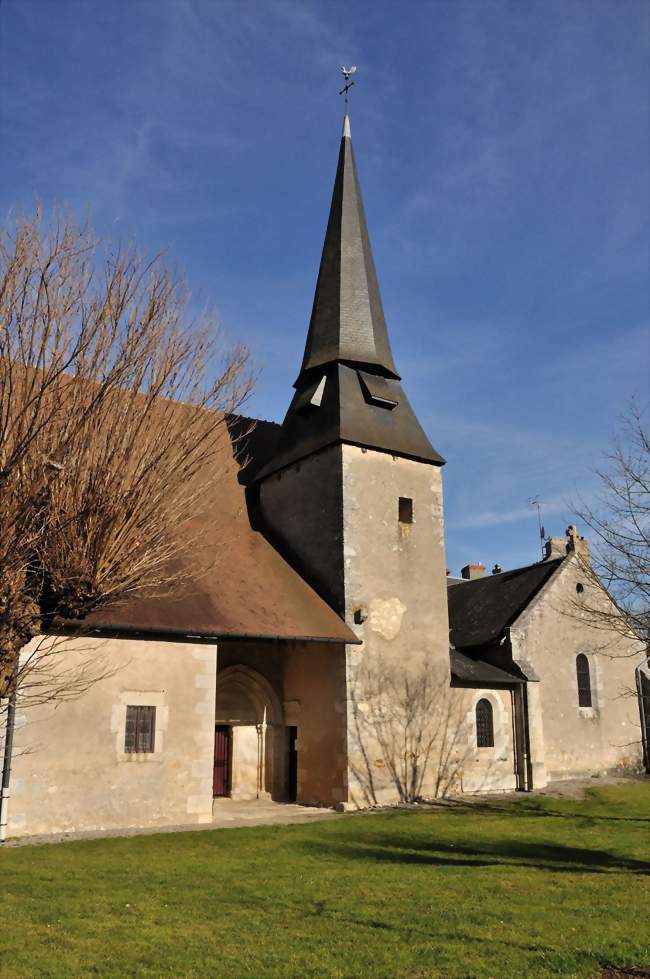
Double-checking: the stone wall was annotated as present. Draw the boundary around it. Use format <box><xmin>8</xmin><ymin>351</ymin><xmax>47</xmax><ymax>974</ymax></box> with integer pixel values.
<box><xmin>7</xmin><ymin>635</ymin><xmax>217</xmax><ymax>838</ymax></box>
<box><xmin>258</xmin><ymin>447</ymin><xmax>345</xmax><ymax>613</ymax></box>
<box><xmin>340</xmin><ymin>446</ymin><xmax>451</xmax><ymax>804</ymax></box>
<box><xmin>215</xmin><ymin>640</ymin><xmax>348</xmax><ymax>807</ymax></box>
<box><xmin>454</xmin><ymin>687</ymin><xmax>518</xmax><ymax>794</ymax></box>
<box><xmin>283</xmin><ymin>642</ymin><xmax>348</xmax><ymax>807</ymax></box>
<box><xmin>341</xmin><ymin>445</ymin><xmax>449</xmax><ymax>669</ymax></box>
<box><xmin>510</xmin><ymin>556</ymin><xmax>644</xmax><ymax>781</ymax></box>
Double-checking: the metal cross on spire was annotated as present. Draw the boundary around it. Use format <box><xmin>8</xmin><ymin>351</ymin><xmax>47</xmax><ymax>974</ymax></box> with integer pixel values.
<box><xmin>339</xmin><ymin>65</ymin><xmax>357</xmax><ymax>108</ymax></box>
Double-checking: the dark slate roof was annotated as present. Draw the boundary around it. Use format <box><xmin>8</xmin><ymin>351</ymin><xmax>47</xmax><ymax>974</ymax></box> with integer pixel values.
<box><xmin>450</xmin><ymin>649</ymin><xmax>524</xmax><ymax>685</ymax></box>
<box><xmin>448</xmin><ymin>559</ymin><xmax>564</xmax><ymax>649</ymax></box>
<box><xmin>253</xmin><ymin>116</ymin><xmax>444</xmax><ymax>481</ymax></box>
<box><xmin>252</xmin><ymin>363</ymin><xmax>444</xmax><ymax>481</ymax></box>
<box><xmin>73</xmin><ymin>410</ymin><xmax>356</xmax><ymax>645</ymax></box>
<box><xmin>299</xmin><ymin>115</ymin><xmax>399</xmax><ymax>382</ymax></box>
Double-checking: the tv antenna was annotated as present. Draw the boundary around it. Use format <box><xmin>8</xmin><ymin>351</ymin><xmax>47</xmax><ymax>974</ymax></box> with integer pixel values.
<box><xmin>528</xmin><ymin>497</ymin><xmax>547</xmax><ymax>559</ymax></box>
<box><xmin>339</xmin><ymin>65</ymin><xmax>357</xmax><ymax>109</ymax></box>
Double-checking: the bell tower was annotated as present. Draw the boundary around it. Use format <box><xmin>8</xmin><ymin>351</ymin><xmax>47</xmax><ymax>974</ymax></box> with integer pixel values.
<box><xmin>252</xmin><ymin>114</ymin><xmax>450</xmax><ymax>799</ymax></box>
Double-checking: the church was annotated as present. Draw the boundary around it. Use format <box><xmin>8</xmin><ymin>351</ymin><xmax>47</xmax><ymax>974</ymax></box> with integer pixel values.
<box><xmin>1</xmin><ymin>115</ymin><xmax>646</xmax><ymax>840</ymax></box>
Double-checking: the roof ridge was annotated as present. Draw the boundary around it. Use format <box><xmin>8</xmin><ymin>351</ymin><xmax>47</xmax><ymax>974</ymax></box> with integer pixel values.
<box><xmin>458</xmin><ymin>556</ymin><xmax>565</xmax><ymax>586</ymax></box>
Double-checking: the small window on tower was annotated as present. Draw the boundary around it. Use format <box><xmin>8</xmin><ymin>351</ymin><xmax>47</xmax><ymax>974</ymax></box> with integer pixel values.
<box><xmin>398</xmin><ymin>497</ymin><xmax>413</xmax><ymax>525</ymax></box>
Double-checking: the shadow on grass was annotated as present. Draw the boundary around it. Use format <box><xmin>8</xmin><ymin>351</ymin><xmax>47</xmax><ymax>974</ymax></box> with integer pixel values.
<box><xmin>303</xmin><ymin>836</ymin><xmax>650</xmax><ymax>875</ymax></box>
<box><xmin>438</xmin><ymin>796</ymin><xmax>650</xmax><ymax>825</ymax></box>
<box><xmin>229</xmin><ymin>890</ymin><xmax>622</xmax><ymax>973</ymax></box>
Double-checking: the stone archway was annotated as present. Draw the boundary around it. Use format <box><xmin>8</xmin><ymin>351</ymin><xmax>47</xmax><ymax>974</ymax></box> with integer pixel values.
<box><xmin>214</xmin><ymin>666</ymin><xmax>284</xmax><ymax>801</ymax></box>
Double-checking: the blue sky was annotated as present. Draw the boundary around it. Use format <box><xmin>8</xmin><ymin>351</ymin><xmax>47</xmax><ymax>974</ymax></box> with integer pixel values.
<box><xmin>1</xmin><ymin>0</ymin><xmax>648</xmax><ymax>574</ymax></box>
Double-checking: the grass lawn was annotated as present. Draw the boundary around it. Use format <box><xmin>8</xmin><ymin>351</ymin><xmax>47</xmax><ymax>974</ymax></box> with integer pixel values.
<box><xmin>1</xmin><ymin>783</ymin><xmax>649</xmax><ymax>978</ymax></box>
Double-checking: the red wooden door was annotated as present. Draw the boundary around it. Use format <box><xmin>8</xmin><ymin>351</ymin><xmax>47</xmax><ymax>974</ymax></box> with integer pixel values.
<box><xmin>213</xmin><ymin>725</ymin><xmax>231</xmax><ymax>797</ymax></box>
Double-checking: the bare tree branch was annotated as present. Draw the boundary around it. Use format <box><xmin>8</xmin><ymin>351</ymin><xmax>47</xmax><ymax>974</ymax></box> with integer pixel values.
<box><xmin>569</xmin><ymin>402</ymin><xmax>649</xmax><ymax>654</ymax></box>
<box><xmin>0</xmin><ymin>208</ymin><xmax>253</xmax><ymax>706</ymax></box>
<box><xmin>349</xmin><ymin>655</ymin><xmax>477</xmax><ymax>804</ymax></box>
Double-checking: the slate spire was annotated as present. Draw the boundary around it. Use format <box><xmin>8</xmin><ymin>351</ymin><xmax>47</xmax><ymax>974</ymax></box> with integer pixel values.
<box><xmin>253</xmin><ymin>115</ymin><xmax>444</xmax><ymax>482</ymax></box>
<box><xmin>298</xmin><ymin>114</ymin><xmax>400</xmax><ymax>383</ymax></box>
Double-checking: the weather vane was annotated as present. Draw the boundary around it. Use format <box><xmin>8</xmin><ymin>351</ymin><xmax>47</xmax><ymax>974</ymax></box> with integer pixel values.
<box><xmin>339</xmin><ymin>65</ymin><xmax>357</xmax><ymax>108</ymax></box>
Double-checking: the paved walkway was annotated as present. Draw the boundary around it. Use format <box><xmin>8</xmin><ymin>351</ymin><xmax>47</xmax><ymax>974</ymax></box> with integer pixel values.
<box><xmin>211</xmin><ymin>798</ymin><xmax>338</xmax><ymax>827</ymax></box>
<box><xmin>3</xmin><ymin>799</ymin><xmax>340</xmax><ymax>848</ymax></box>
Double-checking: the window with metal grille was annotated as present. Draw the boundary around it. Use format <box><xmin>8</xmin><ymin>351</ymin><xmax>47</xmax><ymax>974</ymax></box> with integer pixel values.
<box><xmin>476</xmin><ymin>698</ymin><xmax>494</xmax><ymax>748</ymax></box>
<box><xmin>398</xmin><ymin>497</ymin><xmax>413</xmax><ymax>524</ymax></box>
<box><xmin>576</xmin><ymin>654</ymin><xmax>592</xmax><ymax>707</ymax></box>
<box><xmin>124</xmin><ymin>705</ymin><xmax>156</xmax><ymax>753</ymax></box>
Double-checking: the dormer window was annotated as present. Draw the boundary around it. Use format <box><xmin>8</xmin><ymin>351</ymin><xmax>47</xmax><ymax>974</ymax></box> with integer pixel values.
<box><xmin>357</xmin><ymin>371</ymin><xmax>398</xmax><ymax>410</ymax></box>
<box><xmin>294</xmin><ymin>375</ymin><xmax>327</xmax><ymax>412</ymax></box>
<box><xmin>310</xmin><ymin>376</ymin><xmax>326</xmax><ymax>407</ymax></box>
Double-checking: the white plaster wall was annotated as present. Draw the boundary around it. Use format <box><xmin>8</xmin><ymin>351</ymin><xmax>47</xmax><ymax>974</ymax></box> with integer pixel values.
<box><xmin>7</xmin><ymin>635</ymin><xmax>217</xmax><ymax>838</ymax></box>
<box><xmin>510</xmin><ymin>557</ymin><xmax>644</xmax><ymax>780</ymax></box>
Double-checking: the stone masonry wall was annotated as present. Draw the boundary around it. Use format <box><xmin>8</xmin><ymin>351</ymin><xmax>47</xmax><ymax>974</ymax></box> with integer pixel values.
<box><xmin>258</xmin><ymin>447</ymin><xmax>345</xmax><ymax>614</ymax></box>
<box><xmin>283</xmin><ymin>641</ymin><xmax>349</xmax><ymax>807</ymax></box>
<box><xmin>341</xmin><ymin>446</ymin><xmax>452</xmax><ymax>804</ymax></box>
<box><xmin>454</xmin><ymin>687</ymin><xmax>518</xmax><ymax>794</ymax></box>
<box><xmin>212</xmin><ymin>640</ymin><xmax>348</xmax><ymax>807</ymax></box>
<box><xmin>7</xmin><ymin>635</ymin><xmax>217</xmax><ymax>838</ymax></box>
<box><xmin>510</xmin><ymin>556</ymin><xmax>644</xmax><ymax>780</ymax></box>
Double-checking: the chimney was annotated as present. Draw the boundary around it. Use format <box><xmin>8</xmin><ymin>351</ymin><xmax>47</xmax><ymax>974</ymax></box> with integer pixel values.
<box><xmin>566</xmin><ymin>524</ymin><xmax>590</xmax><ymax>562</ymax></box>
<box><xmin>544</xmin><ymin>537</ymin><xmax>567</xmax><ymax>560</ymax></box>
<box><xmin>461</xmin><ymin>563</ymin><xmax>486</xmax><ymax>581</ymax></box>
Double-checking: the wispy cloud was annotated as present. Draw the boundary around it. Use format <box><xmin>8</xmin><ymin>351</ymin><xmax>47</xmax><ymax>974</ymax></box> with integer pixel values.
<box><xmin>0</xmin><ymin>0</ymin><xmax>646</xmax><ymax>576</ymax></box>
<box><xmin>448</xmin><ymin>500</ymin><xmax>566</xmax><ymax>531</ymax></box>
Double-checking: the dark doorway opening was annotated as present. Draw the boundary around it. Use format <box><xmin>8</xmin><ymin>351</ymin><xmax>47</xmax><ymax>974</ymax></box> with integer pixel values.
<box><xmin>287</xmin><ymin>726</ymin><xmax>298</xmax><ymax>802</ymax></box>
<box><xmin>213</xmin><ymin>725</ymin><xmax>232</xmax><ymax>797</ymax></box>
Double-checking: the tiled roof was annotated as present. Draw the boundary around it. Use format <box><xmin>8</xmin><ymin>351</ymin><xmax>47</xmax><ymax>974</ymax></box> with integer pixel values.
<box><xmin>74</xmin><ymin>412</ymin><xmax>356</xmax><ymax>645</ymax></box>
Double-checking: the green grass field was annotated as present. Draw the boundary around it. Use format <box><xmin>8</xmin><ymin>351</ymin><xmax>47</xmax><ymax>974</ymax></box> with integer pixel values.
<box><xmin>1</xmin><ymin>783</ymin><xmax>649</xmax><ymax>978</ymax></box>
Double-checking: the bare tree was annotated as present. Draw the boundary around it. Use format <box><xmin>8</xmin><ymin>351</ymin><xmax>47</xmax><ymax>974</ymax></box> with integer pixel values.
<box><xmin>571</xmin><ymin>403</ymin><xmax>649</xmax><ymax>654</ymax></box>
<box><xmin>0</xmin><ymin>208</ymin><xmax>252</xmax><ymax>706</ymax></box>
<box><xmin>349</xmin><ymin>655</ymin><xmax>473</xmax><ymax>805</ymax></box>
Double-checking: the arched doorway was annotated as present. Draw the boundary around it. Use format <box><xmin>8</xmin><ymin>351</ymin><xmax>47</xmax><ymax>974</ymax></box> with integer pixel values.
<box><xmin>214</xmin><ymin>666</ymin><xmax>284</xmax><ymax>801</ymax></box>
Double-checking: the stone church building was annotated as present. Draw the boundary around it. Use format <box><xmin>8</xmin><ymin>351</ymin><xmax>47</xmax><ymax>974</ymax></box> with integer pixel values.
<box><xmin>1</xmin><ymin>116</ymin><xmax>646</xmax><ymax>839</ymax></box>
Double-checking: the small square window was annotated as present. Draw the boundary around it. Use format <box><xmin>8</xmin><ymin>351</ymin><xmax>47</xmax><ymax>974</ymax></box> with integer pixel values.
<box><xmin>398</xmin><ymin>497</ymin><xmax>413</xmax><ymax>524</ymax></box>
<box><xmin>124</xmin><ymin>705</ymin><xmax>156</xmax><ymax>753</ymax></box>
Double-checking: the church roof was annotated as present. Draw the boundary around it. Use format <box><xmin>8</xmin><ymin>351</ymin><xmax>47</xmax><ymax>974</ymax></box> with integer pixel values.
<box><xmin>254</xmin><ymin>115</ymin><xmax>444</xmax><ymax>481</ymax></box>
<box><xmin>71</xmin><ymin>414</ymin><xmax>357</xmax><ymax>645</ymax></box>
<box><xmin>447</xmin><ymin>558</ymin><xmax>564</xmax><ymax>649</ymax></box>
<box><xmin>250</xmin><ymin>364</ymin><xmax>444</xmax><ymax>481</ymax></box>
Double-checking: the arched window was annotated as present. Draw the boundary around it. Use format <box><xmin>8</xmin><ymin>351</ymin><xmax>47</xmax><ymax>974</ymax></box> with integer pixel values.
<box><xmin>576</xmin><ymin>654</ymin><xmax>592</xmax><ymax>707</ymax></box>
<box><xmin>476</xmin><ymin>699</ymin><xmax>494</xmax><ymax>748</ymax></box>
